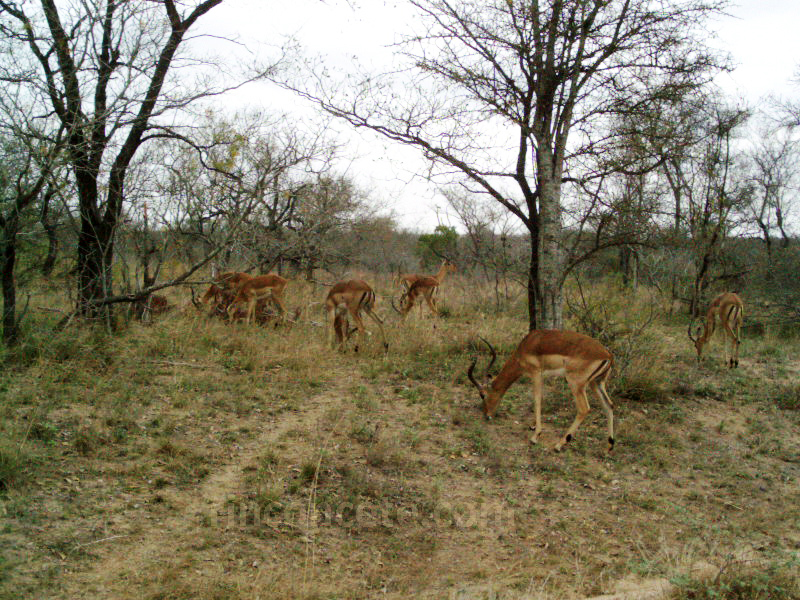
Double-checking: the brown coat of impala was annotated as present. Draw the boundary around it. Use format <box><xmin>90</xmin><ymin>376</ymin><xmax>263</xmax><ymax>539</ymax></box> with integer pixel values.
<box><xmin>688</xmin><ymin>292</ymin><xmax>744</xmax><ymax>368</ymax></box>
<box><xmin>468</xmin><ymin>330</ymin><xmax>615</xmax><ymax>453</ymax></box>
<box><xmin>325</xmin><ymin>280</ymin><xmax>388</xmax><ymax>352</ymax></box>
<box><xmin>227</xmin><ymin>273</ymin><xmax>288</xmax><ymax>325</ymax></box>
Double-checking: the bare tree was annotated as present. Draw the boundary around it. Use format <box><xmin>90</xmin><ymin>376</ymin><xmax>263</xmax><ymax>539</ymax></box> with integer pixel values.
<box><xmin>661</xmin><ymin>102</ymin><xmax>751</xmax><ymax>315</ymax></box>
<box><xmin>0</xmin><ymin>0</ymin><xmax>276</xmax><ymax>319</ymax></box>
<box><xmin>747</xmin><ymin>124</ymin><xmax>798</xmax><ymax>257</ymax></box>
<box><xmin>444</xmin><ymin>189</ymin><xmax>526</xmax><ymax>308</ymax></box>
<box><xmin>277</xmin><ymin>0</ymin><xmax>727</xmax><ymax>328</ymax></box>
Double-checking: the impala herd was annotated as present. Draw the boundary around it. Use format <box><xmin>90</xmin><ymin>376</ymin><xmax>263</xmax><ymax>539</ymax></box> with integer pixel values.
<box><xmin>190</xmin><ymin>263</ymin><xmax>744</xmax><ymax>454</ymax></box>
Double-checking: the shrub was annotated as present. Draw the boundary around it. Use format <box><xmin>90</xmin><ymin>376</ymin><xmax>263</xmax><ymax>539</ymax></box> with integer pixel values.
<box><xmin>565</xmin><ymin>279</ymin><xmax>669</xmax><ymax>403</ymax></box>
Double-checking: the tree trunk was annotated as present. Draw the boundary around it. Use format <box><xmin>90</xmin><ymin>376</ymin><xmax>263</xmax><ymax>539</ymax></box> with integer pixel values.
<box><xmin>527</xmin><ymin>232</ymin><xmax>539</xmax><ymax>331</ymax></box>
<box><xmin>1</xmin><ymin>217</ymin><xmax>19</xmax><ymax>345</ymax></box>
<box><xmin>76</xmin><ymin>212</ymin><xmax>115</xmax><ymax>320</ymax></box>
<box><xmin>536</xmin><ymin>156</ymin><xmax>564</xmax><ymax>330</ymax></box>
<box><xmin>620</xmin><ymin>245</ymin><xmax>639</xmax><ymax>289</ymax></box>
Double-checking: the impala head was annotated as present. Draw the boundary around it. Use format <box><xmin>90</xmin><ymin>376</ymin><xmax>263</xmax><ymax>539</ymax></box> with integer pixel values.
<box><xmin>444</xmin><ymin>259</ymin><xmax>457</xmax><ymax>273</ymax></box>
<box><xmin>467</xmin><ymin>337</ymin><xmax>498</xmax><ymax>418</ymax></box>
<box><xmin>687</xmin><ymin>319</ymin><xmax>704</xmax><ymax>361</ymax></box>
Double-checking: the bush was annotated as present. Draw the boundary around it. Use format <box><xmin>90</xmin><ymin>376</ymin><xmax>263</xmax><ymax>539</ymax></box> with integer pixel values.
<box><xmin>565</xmin><ymin>279</ymin><xmax>669</xmax><ymax>403</ymax></box>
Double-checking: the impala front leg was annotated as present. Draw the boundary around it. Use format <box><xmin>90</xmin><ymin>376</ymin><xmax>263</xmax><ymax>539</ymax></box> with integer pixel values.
<box><xmin>529</xmin><ymin>371</ymin><xmax>543</xmax><ymax>444</ymax></box>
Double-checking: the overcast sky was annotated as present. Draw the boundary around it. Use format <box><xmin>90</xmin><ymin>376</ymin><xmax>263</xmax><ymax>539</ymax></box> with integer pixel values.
<box><xmin>200</xmin><ymin>0</ymin><xmax>800</xmax><ymax>232</ymax></box>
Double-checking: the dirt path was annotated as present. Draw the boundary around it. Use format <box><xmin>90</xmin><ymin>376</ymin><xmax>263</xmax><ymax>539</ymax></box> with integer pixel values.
<box><xmin>57</xmin><ymin>370</ymin><xmax>353</xmax><ymax>599</ymax></box>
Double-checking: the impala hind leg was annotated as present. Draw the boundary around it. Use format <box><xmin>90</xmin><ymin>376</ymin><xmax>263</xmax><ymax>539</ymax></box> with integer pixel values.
<box><xmin>363</xmin><ymin>306</ymin><xmax>389</xmax><ymax>352</ymax></box>
<box><xmin>591</xmin><ymin>378</ymin><xmax>615</xmax><ymax>453</ymax></box>
<box><xmin>528</xmin><ymin>371</ymin><xmax>544</xmax><ymax>444</ymax></box>
<box><xmin>722</xmin><ymin>312</ymin><xmax>740</xmax><ymax>368</ymax></box>
<box><xmin>732</xmin><ymin>316</ymin><xmax>742</xmax><ymax>368</ymax></box>
<box><xmin>554</xmin><ymin>377</ymin><xmax>590</xmax><ymax>452</ymax></box>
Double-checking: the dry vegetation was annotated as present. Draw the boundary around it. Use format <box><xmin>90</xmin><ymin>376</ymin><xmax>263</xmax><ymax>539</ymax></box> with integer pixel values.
<box><xmin>1</xmin><ymin>276</ymin><xmax>799</xmax><ymax>599</ymax></box>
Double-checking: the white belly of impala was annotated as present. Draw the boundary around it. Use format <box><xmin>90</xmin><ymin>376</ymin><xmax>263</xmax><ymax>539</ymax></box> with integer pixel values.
<box><xmin>543</xmin><ymin>367</ymin><xmax>567</xmax><ymax>377</ymax></box>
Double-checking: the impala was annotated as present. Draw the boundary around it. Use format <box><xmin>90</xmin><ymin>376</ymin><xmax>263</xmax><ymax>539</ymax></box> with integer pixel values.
<box><xmin>198</xmin><ymin>271</ymin><xmax>252</xmax><ymax>305</ymax></box>
<box><xmin>226</xmin><ymin>273</ymin><xmax>288</xmax><ymax>325</ymax></box>
<box><xmin>396</xmin><ymin>259</ymin><xmax>456</xmax><ymax>292</ymax></box>
<box><xmin>468</xmin><ymin>331</ymin><xmax>615</xmax><ymax>453</ymax></box>
<box><xmin>325</xmin><ymin>280</ymin><xmax>388</xmax><ymax>352</ymax></box>
<box><xmin>395</xmin><ymin>259</ymin><xmax>457</xmax><ymax>318</ymax></box>
<box><xmin>688</xmin><ymin>292</ymin><xmax>744</xmax><ymax>368</ymax></box>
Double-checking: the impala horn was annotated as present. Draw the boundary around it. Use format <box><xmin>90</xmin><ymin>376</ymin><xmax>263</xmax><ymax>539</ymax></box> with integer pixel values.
<box><xmin>391</xmin><ymin>297</ymin><xmax>403</xmax><ymax>315</ymax></box>
<box><xmin>479</xmin><ymin>336</ymin><xmax>497</xmax><ymax>376</ymax></box>
<box><xmin>467</xmin><ymin>336</ymin><xmax>497</xmax><ymax>393</ymax></box>
<box><xmin>687</xmin><ymin>318</ymin><xmax>700</xmax><ymax>342</ymax></box>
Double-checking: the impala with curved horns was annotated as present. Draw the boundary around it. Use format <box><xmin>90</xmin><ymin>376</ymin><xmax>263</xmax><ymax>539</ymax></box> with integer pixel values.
<box><xmin>468</xmin><ymin>331</ymin><xmax>615</xmax><ymax>453</ymax></box>
<box><xmin>325</xmin><ymin>280</ymin><xmax>388</xmax><ymax>352</ymax></box>
<box><xmin>227</xmin><ymin>273</ymin><xmax>288</xmax><ymax>325</ymax></box>
<box><xmin>688</xmin><ymin>292</ymin><xmax>743</xmax><ymax>368</ymax></box>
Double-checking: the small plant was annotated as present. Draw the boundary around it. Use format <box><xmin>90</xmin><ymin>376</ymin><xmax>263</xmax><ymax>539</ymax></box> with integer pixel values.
<box><xmin>349</xmin><ymin>420</ymin><xmax>379</xmax><ymax>445</ymax></box>
<box><xmin>27</xmin><ymin>422</ymin><xmax>59</xmax><ymax>443</ymax></box>
<box><xmin>670</xmin><ymin>560</ymin><xmax>800</xmax><ymax>599</ymax></box>
<box><xmin>774</xmin><ymin>383</ymin><xmax>800</xmax><ymax>411</ymax></box>
<box><xmin>0</xmin><ymin>441</ymin><xmax>29</xmax><ymax>491</ymax></box>
<box><xmin>300</xmin><ymin>461</ymin><xmax>319</xmax><ymax>484</ymax></box>
<box><xmin>73</xmin><ymin>427</ymin><xmax>107</xmax><ymax>456</ymax></box>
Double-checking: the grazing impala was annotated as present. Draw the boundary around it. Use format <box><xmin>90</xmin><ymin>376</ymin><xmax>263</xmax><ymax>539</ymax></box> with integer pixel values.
<box><xmin>199</xmin><ymin>271</ymin><xmax>252</xmax><ymax>306</ymax></box>
<box><xmin>395</xmin><ymin>259</ymin><xmax>457</xmax><ymax>318</ymax></box>
<box><xmin>688</xmin><ymin>292</ymin><xmax>744</xmax><ymax>368</ymax></box>
<box><xmin>227</xmin><ymin>273</ymin><xmax>288</xmax><ymax>325</ymax></box>
<box><xmin>468</xmin><ymin>331</ymin><xmax>615</xmax><ymax>453</ymax></box>
<box><xmin>325</xmin><ymin>280</ymin><xmax>388</xmax><ymax>352</ymax></box>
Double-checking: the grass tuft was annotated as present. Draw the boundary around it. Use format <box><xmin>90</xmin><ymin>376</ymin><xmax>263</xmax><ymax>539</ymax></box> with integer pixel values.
<box><xmin>0</xmin><ymin>440</ymin><xmax>29</xmax><ymax>491</ymax></box>
<box><xmin>670</xmin><ymin>560</ymin><xmax>800</xmax><ymax>600</ymax></box>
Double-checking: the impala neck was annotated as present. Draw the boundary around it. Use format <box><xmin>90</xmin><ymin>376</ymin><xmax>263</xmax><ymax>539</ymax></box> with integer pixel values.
<box><xmin>434</xmin><ymin>262</ymin><xmax>450</xmax><ymax>283</ymax></box>
<box><xmin>700</xmin><ymin>310</ymin><xmax>716</xmax><ymax>343</ymax></box>
<box><xmin>489</xmin><ymin>354</ymin><xmax>523</xmax><ymax>396</ymax></box>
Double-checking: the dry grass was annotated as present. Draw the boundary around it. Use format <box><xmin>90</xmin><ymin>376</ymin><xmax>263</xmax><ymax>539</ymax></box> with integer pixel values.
<box><xmin>1</xmin><ymin>275</ymin><xmax>800</xmax><ymax>599</ymax></box>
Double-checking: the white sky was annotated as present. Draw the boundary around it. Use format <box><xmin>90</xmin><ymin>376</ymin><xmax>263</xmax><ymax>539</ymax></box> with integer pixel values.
<box><xmin>198</xmin><ymin>0</ymin><xmax>800</xmax><ymax>233</ymax></box>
